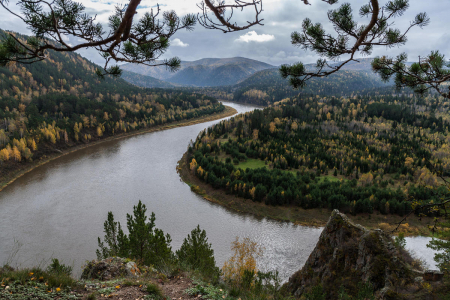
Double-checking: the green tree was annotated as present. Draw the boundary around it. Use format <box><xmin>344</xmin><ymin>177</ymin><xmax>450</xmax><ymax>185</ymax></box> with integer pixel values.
<box><xmin>427</xmin><ymin>220</ymin><xmax>450</xmax><ymax>274</ymax></box>
<box><xmin>126</xmin><ymin>201</ymin><xmax>173</xmax><ymax>266</ymax></box>
<box><xmin>96</xmin><ymin>201</ymin><xmax>173</xmax><ymax>268</ymax></box>
<box><xmin>176</xmin><ymin>225</ymin><xmax>220</xmax><ymax>282</ymax></box>
<box><xmin>96</xmin><ymin>211</ymin><xmax>128</xmax><ymax>259</ymax></box>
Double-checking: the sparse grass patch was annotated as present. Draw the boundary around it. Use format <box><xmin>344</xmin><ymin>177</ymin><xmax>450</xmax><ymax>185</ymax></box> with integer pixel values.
<box><xmin>0</xmin><ymin>265</ymin><xmax>79</xmax><ymax>299</ymax></box>
<box><xmin>186</xmin><ymin>281</ymin><xmax>232</xmax><ymax>300</ymax></box>
<box><xmin>146</xmin><ymin>282</ymin><xmax>164</xmax><ymax>299</ymax></box>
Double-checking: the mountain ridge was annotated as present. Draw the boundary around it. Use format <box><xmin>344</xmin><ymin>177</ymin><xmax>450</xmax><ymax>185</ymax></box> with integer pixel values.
<box><xmin>121</xmin><ymin>57</ymin><xmax>275</xmax><ymax>87</ymax></box>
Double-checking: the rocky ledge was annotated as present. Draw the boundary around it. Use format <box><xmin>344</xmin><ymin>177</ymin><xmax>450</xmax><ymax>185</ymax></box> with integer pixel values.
<box><xmin>286</xmin><ymin>210</ymin><xmax>423</xmax><ymax>299</ymax></box>
<box><xmin>81</xmin><ymin>257</ymin><xmax>142</xmax><ymax>281</ymax></box>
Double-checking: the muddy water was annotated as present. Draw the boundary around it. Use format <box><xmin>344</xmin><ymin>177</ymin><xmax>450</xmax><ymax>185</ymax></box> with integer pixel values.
<box><xmin>0</xmin><ymin>101</ymin><xmax>437</xmax><ymax>279</ymax></box>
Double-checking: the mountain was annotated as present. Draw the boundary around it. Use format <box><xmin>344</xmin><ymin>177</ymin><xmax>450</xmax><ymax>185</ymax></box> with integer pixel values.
<box><xmin>329</xmin><ymin>57</ymin><xmax>375</xmax><ymax>71</ymax></box>
<box><xmin>121</xmin><ymin>70</ymin><xmax>176</xmax><ymax>88</ymax></box>
<box><xmin>121</xmin><ymin>57</ymin><xmax>275</xmax><ymax>87</ymax></box>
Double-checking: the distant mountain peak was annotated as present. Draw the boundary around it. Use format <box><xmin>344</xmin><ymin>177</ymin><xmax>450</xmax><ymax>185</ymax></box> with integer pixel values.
<box><xmin>121</xmin><ymin>57</ymin><xmax>274</xmax><ymax>87</ymax></box>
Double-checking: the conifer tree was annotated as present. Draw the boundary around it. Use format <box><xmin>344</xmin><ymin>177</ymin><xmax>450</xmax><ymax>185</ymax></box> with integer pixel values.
<box><xmin>0</xmin><ymin>0</ymin><xmax>261</xmax><ymax>76</ymax></box>
<box><xmin>279</xmin><ymin>0</ymin><xmax>449</xmax><ymax>99</ymax></box>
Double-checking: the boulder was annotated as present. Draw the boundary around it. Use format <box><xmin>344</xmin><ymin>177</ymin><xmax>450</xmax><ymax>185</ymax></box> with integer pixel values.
<box><xmin>286</xmin><ymin>210</ymin><xmax>419</xmax><ymax>298</ymax></box>
<box><xmin>81</xmin><ymin>257</ymin><xmax>141</xmax><ymax>280</ymax></box>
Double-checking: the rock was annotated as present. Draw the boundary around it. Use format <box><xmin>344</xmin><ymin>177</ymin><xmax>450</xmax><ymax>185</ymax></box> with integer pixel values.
<box><xmin>286</xmin><ymin>210</ymin><xmax>418</xmax><ymax>298</ymax></box>
<box><xmin>423</xmin><ymin>270</ymin><xmax>444</xmax><ymax>282</ymax></box>
<box><xmin>81</xmin><ymin>257</ymin><xmax>141</xmax><ymax>280</ymax></box>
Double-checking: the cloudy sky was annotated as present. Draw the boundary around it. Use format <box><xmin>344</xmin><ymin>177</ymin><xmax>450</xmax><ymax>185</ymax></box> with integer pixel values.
<box><xmin>1</xmin><ymin>0</ymin><xmax>449</xmax><ymax>66</ymax></box>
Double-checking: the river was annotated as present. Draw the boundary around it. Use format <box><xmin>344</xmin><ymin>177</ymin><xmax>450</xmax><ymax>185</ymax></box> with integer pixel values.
<box><xmin>0</xmin><ymin>101</ymin><xmax>438</xmax><ymax>280</ymax></box>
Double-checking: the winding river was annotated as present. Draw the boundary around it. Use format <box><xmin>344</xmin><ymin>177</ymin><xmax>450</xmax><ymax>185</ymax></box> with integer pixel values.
<box><xmin>0</xmin><ymin>102</ymin><xmax>438</xmax><ymax>280</ymax></box>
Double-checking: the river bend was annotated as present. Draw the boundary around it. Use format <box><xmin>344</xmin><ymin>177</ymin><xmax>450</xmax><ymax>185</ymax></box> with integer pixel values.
<box><xmin>0</xmin><ymin>102</ymin><xmax>437</xmax><ymax>279</ymax></box>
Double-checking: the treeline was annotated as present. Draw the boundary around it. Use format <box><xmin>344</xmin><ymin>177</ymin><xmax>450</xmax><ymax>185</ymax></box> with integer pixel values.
<box><xmin>186</xmin><ymin>94</ymin><xmax>450</xmax><ymax>216</ymax></box>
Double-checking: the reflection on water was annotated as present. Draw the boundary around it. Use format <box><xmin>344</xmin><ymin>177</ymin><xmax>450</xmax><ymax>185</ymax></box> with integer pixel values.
<box><xmin>405</xmin><ymin>236</ymin><xmax>438</xmax><ymax>269</ymax></box>
<box><xmin>0</xmin><ymin>102</ymin><xmax>438</xmax><ymax>280</ymax></box>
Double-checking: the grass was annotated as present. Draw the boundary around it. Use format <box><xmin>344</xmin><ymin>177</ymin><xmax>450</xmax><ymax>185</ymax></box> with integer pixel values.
<box><xmin>236</xmin><ymin>159</ymin><xmax>267</xmax><ymax>170</ymax></box>
<box><xmin>0</xmin><ymin>266</ymin><xmax>80</xmax><ymax>300</ymax></box>
<box><xmin>233</xmin><ymin>158</ymin><xmax>345</xmax><ymax>183</ymax></box>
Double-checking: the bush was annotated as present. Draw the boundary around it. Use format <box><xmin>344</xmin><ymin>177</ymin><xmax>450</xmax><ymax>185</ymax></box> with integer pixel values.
<box><xmin>393</xmin><ymin>232</ymin><xmax>406</xmax><ymax>250</ymax></box>
<box><xmin>222</xmin><ymin>237</ymin><xmax>263</xmax><ymax>286</ymax></box>
<box><xmin>47</xmin><ymin>258</ymin><xmax>72</xmax><ymax>276</ymax></box>
<box><xmin>176</xmin><ymin>225</ymin><xmax>220</xmax><ymax>283</ymax></box>
<box><xmin>146</xmin><ymin>282</ymin><xmax>164</xmax><ymax>299</ymax></box>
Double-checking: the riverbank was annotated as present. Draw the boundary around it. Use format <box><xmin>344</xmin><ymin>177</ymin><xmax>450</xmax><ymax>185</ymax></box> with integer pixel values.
<box><xmin>178</xmin><ymin>151</ymin><xmax>436</xmax><ymax>237</ymax></box>
<box><xmin>0</xmin><ymin>105</ymin><xmax>237</xmax><ymax>192</ymax></box>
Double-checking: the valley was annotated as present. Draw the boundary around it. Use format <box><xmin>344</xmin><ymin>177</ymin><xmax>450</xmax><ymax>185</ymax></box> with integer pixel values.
<box><xmin>1</xmin><ymin>0</ymin><xmax>450</xmax><ymax>296</ymax></box>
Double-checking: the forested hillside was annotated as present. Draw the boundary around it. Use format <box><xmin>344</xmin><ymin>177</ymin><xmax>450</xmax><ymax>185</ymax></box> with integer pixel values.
<box><xmin>0</xmin><ymin>30</ymin><xmax>225</xmax><ymax>178</ymax></box>
<box><xmin>187</xmin><ymin>93</ymin><xmax>450</xmax><ymax>216</ymax></box>
<box><xmin>192</xmin><ymin>68</ymin><xmax>392</xmax><ymax>105</ymax></box>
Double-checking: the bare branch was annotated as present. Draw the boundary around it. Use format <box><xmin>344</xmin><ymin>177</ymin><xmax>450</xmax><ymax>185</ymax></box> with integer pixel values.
<box><xmin>197</xmin><ymin>0</ymin><xmax>264</xmax><ymax>33</ymax></box>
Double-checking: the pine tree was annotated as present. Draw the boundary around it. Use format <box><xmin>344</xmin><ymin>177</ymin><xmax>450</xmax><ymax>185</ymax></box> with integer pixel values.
<box><xmin>176</xmin><ymin>225</ymin><xmax>220</xmax><ymax>282</ymax></box>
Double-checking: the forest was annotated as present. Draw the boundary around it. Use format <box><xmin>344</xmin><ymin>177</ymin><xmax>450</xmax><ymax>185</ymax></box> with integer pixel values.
<box><xmin>0</xmin><ymin>30</ymin><xmax>225</xmax><ymax>178</ymax></box>
<box><xmin>187</xmin><ymin>93</ymin><xmax>450</xmax><ymax>216</ymax></box>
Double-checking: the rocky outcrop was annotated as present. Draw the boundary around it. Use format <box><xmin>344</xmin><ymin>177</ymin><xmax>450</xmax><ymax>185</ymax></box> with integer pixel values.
<box><xmin>81</xmin><ymin>257</ymin><xmax>141</xmax><ymax>280</ymax></box>
<box><xmin>286</xmin><ymin>210</ymin><xmax>418</xmax><ymax>299</ymax></box>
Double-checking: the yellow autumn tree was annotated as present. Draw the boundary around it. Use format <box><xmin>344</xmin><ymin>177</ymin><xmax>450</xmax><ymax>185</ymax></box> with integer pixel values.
<box><xmin>358</xmin><ymin>172</ymin><xmax>374</xmax><ymax>186</ymax></box>
<box><xmin>269</xmin><ymin>122</ymin><xmax>276</xmax><ymax>133</ymax></box>
<box><xmin>12</xmin><ymin>146</ymin><xmax>21</xmax><ymax>162</ymax></box>
<box><xmin>405</xmin><ymin>157</ymin><xmax>414</xmax><ymax>169</ymax></box>
<box><xmin>252</xmin><ymin>129</ymin><xmax>259</xmax><ymax>140</ymax></box>
<box><xmin>0</xmin><ymin>148</ymin><xmax>9</xmax><ymax>162</ymax></box>
<box><xmin>197</xmin><ymin>166</ymin><xmax>205</xmax><ymax>177</ymax></box>
<box><xmin>96</xmin><ymin>126</ymin><xmax>103</xmax><ymax>137</ymax></box>
<box><xmin>222</xmin><ymin>237</ymin><xmax>263</xmax><ymax>286</ymax></box>
<box><xmin>189</xmin><ymin>158</ymin><xmax>198</xmax><ymax>173</ymax></box>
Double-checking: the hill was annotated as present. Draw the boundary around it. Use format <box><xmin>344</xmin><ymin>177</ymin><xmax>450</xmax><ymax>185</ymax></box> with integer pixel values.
<box><xmin>121</xmin><ymin>57</ymin><xmax>275</xmax><ymax>87</ymax></box>
<box><xmin>191</xmin><ymin>67</ymin><xmax>392</xmax><ymax>106</ymax></box>
<box><xmin>233</xmin><ymin>68</ymin><xmax>390</xmax><ymax>104</ymax></box>
<box><xmin>0</xmin><ymin>29</ymin><xmax>226</xmax><ymax>182</ymax></box>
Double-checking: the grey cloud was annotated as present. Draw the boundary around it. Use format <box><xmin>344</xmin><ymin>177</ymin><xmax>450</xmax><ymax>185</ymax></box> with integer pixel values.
<box><xmin>1</xmin><ymin>0</ymin><xmax>449</xmax><ymax>67</ymax></box>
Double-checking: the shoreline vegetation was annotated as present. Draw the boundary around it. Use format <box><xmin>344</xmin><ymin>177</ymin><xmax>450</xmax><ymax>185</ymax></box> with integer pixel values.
<box><xmin>0</xmin><ymin>105</ymin><xmax>237</xmax><ymax>192</ymax></box>
<box><xmin>178</xmin><ymin>151</ymin><xmax>436</xmax><ymax>237</ymax></box>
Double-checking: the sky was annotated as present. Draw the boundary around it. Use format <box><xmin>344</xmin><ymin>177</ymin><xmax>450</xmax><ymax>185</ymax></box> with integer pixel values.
<box><xmin>1</xmin><ymin>0</ymin><xmax>449</xmax><ymax>66</ymax></box>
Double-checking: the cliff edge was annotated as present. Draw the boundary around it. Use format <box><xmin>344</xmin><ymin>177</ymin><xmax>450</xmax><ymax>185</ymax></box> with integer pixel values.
<box><xmin>286</xmin><ymin>210</ymin><xmax>421</xmax><ymax>299</ymax></box>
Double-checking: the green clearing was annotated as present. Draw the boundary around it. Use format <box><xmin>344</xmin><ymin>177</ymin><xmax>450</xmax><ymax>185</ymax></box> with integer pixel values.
<box><xmin>233</xmin><ymin>158</ymin><xmax>344</xmax><ymax>183</ymax></box>
<box><xmin>236</xmin><ymin>159</ymin><xmax>267</xmax><ymax>170</ymax></box>
<box><xmin>317</xmin><ymin>175</ymin><xmax>342</xmax><ymax>183</ymax></box>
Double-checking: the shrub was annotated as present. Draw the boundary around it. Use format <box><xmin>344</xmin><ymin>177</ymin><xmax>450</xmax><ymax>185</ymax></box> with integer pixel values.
<box><xmin>146</xmin><ymin>282</ymin><xmax>164</xmax><ymax>299</ymax></box>
<box><xmin>47</xmin><ymin>258</ymin><xmax>72</xmax><ymax>276</ymax></box>
<box><xmin>393</xmin><ymin>232</ymin><xmax>406</xmax><ymax>250</ymax></box>
<box><xmin>222</xmin><ymin>237</ymin><xmax>263</xmax><ymax>286</ymax></box>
